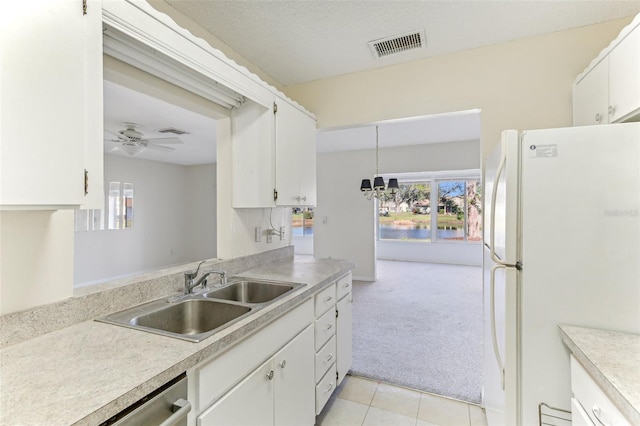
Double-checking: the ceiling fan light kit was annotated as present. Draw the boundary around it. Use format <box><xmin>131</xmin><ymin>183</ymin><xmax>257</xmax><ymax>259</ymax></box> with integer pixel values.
<box><xmin>105</xmin><ymin>122</ymin><xmax>184</xmax><ymax>156</ymax></box>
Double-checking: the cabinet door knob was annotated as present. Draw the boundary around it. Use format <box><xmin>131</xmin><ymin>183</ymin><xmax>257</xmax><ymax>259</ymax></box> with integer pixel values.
<box><xmin>326</xmin><ymin>323</ymin><xmax>333</xmax><ymax>330</ymax></box>
<box><xmin>325</xmin><ymin>354</ymin><xmax>333</xmax><ymax>363</ymax></box>
<box><xmin>591</xmin><ymin>405</ymin><xmax>610</xmax><ymax>426</ymax></box>
<box><xmin>344</xmin><ymin>282</ymin><xmax>350</xmax><ymax>288</ymax></box>
<box><xmin>595</xmin><ymin>113</ymin><xmax>601</xmax><ymax>123</ymax></box>
<box><xmin>608</xmin><ymin>105</ymin><xmax>615</xmax><ymax>116</ymax></box>
<box><xmin>266</xmin><ymin>370</ymin><xmax>274</xmax><ymax>380</ymax></box>
<box><xmin>279</xmin><ymin>360</ymin><xmax>287</xmax><ymax>369</ymax></box>
<box><xmin>325</xmin><ymin>296</ymin><xmax>333</xmax><ymax>302</ymax></box>
<box><xmin>325</xmin><ymin>382</ymin><xmax>334</xmax><ymax>393</ymax></box>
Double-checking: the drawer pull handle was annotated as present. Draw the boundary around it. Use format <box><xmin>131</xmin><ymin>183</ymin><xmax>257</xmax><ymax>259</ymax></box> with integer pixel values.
<box><xmin>325</xmin><ymin>382</ymin><xmax>334</xmax><ymax>393</ymax></box>
<box><xmin>325</xmin><ymin>296</ymin><xmax>333</xmax><ymax>302</ymax></box>
<box><xmin>344</xmin><ymin>283</ymin><xmax>350</xmax><ymax>288</ymax></box>
<box><xmin>326</xmin><ymin>323</ymin><xmax>333</xmax><ymax>330</ymax></box>
<box><xmin>280</xmin><ymin>360</ymin><xmax>287</xmax><ymax>369</ymax></box>
<box><xmin>591</xmin><ymin>405</ymin><xmax>610</xmax><ymax>426</ymax></box>
<box><xmin>595</xmin><ymin>113</ymin><xmax>601</xmax><ymax>123</ymax></box>
<box><xmin>325</xmin><ymin>354</ymin><xmax>333</xmax><ymax>363</ymax></box>
<box><xmin>266</xmin><ymin>370</ymin><xmax>274</xmax><ymax>380</ymax></box>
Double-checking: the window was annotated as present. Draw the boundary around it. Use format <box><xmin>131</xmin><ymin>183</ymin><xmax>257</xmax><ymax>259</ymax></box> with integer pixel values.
<box><xmin>292</xmin><ymin>207</ymin><xmax>314</xmax><ymax>237</ymax></box>
<box><xmin>378</xmin><ymin>182</ymin><xmax>431</xmax><ymax>242</ymax></box>
<box><xmin>377</xmin><ymin>174</ymin><xmax>481</xmax><ymax>243</ymax></box>
<box><xmin>74</xmin><ymin>182</ymin><xmax>134</xmax><ymax>232</ymax></box>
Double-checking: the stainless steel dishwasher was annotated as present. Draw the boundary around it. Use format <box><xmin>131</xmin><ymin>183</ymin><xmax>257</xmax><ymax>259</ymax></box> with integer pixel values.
<box><xmin>100</xmin><ymin>373</ymin><xmax>191</xmax><ymax>426</ymax></box>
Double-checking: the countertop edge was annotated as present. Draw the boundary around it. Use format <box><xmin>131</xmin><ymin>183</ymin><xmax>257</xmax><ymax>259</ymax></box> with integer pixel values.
<box><xmin>559</xmin><ymin>325</ymin><xmax>640</xmax><ymax>425</ymax></box>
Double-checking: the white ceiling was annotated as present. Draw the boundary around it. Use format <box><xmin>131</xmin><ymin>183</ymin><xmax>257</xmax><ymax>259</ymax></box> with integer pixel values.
<box><xmin>165</xmin><ymin>0</ymin><xmax>640</xmax><ymax>86</ymax></box>
<box><xmin>105</xmin><ymin>1</ymin><xmax>640</xmax><ymax>164</ymax></box>
<box><xmin>103</xmin><ymin>80</ymin><xmax>217</xmax><ymax>165</ymax></box>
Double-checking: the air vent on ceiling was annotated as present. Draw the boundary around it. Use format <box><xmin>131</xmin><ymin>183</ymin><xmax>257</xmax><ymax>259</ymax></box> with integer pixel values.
<box><xmin>368</xmin><ymin>29</ymin><xmax>426</xmax><ymax>59</ymax></box>
<box><xmin>156</xmin><ymin>127</ymin><xmax>191</xmax><ymax>135</ymax></box>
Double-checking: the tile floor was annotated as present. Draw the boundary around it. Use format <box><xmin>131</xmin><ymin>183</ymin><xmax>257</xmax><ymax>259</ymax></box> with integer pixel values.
<box><xmin>316</xmin><ymin>375</ymin><xmax>487</xmax><ymax>426</ymax></box>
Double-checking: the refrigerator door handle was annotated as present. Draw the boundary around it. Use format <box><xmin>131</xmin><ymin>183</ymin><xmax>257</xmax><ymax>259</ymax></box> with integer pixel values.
<box><xmin>489</xmin><ymin>149</ymin><xmax>508</xmax><ymax>266</ymax></box>
<box><xmin>490</xmin><ymin>263</ymin><xmax>506</xmax><ymax>390</ymax></box>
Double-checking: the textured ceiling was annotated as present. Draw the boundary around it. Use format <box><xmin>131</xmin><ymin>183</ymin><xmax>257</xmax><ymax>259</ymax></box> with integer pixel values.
<box><xmin>166</xmin><ymin>0</ymin><xmax>640</xmax><ymax>86</ymax></box>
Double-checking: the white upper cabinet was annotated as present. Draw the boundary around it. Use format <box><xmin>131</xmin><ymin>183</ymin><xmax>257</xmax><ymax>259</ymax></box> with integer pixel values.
<box><xmin>1</xmin><ymin>0</ymin><xmax>103</xmax><ymax>209</ymax></box>
<box><xmin>608</xmin><ymin>27</ymin><xmax>640</xmax><ymax>123</ymax></box>
<box><xmin>232</xmin><ymin>96</ymin><xmax>316</xmax><ymax>208</ymax></box>
<box><xmin>274</xmin><ymin>96</ymin><xmax>317</xmax><ymax>207</ymax></box>
<box><xmin>573</xmin><ymin>15</ymin><xmax>640</xmax><ymax>126</ymax></box>
<box><xmin>573</xmin><ymin>59</ymin><xmax>609</xmax><ymax>126</ymax></box>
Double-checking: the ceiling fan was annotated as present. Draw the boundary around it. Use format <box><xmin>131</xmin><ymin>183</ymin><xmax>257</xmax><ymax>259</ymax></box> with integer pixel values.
<box><xmin>105</xmin><ymin>122</ymin><xmax>183</xmax><ymax>156</ymax></box>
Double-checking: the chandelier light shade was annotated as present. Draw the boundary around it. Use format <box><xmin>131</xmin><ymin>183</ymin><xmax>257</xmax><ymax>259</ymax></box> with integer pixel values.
<box><xmin>360</xmin><ymin>125</ymin><xmax>398</xmax><ymax>200</ymax></box>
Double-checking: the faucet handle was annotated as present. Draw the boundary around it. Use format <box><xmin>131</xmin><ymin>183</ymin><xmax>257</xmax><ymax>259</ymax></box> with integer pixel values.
<box><xmin>186</xmin><ymin>261</ymin><xmax>205</xmax><ymax>278</ymax></box>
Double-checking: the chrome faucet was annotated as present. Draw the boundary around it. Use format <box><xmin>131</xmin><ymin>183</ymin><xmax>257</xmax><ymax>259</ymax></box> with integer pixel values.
<box><xmin>184</xmin><ymin>261</ymin><xmax>227</xmax><ymax>294</ymax></box>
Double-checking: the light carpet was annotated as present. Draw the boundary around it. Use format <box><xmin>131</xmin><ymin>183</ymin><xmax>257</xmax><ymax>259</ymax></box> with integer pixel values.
<box><xmin>350</xmin><ymin>260</ymin><xmax>483</xmax><ymax>403</ymax></box>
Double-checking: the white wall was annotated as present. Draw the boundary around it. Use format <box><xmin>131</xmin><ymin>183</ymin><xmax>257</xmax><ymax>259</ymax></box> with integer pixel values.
<box><xmin>314</xmin><ymin>140</ymin><xmax>479</xmax><ymax>280</ymax></box>
<box><xmin>0</xmin><ymin>211</ymin><xmax>75</xmax><ymax>314</ymax></box>
<box><xmin>74</xmin><ymin>155</ymin><xmax>216</xmax><ymax>286</ymax></box>
<box><xmin>285</xmin><ymin>18</ymin><xmax>633</xmax><ymax>158</ymax></box>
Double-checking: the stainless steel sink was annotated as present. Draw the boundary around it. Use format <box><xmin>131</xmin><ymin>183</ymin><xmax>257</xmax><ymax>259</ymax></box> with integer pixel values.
<box><xmin>203</xmin><ymin>280</ymin><xmax>300</xmax><ymax>304</ymax></box>
<box><xmin>98</xmin><ymin>298</ymin><xmax>253</xmax><ymax>342</ymax></box>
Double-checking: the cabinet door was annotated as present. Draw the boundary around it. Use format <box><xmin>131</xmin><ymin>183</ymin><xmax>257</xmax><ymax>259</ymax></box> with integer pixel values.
<box><xmin>274</xmin><ymin>97</ymin><xmax>316</xmax><ymax>206</ymax></box>
<box><xmin>231</xmin><ymin>99</ymin><xmax>276</xmax><ymax>208</ymax></box>
<box><xmin>198</xmin><ymin>358</ymin><xmax>274</xmax><ymax>426</ymax></box>
<box><xmin>274</xmin><ymin>325</ymin><xmax>315</xmax><ymax>426</ymax></box>
<box><xmin>336</xmin><ymin>293</ymin><xmax>353</xmax><ymax>386</ymax></box>
<box><xmin>573</xmin><ymin>59</ymin><xmax>609</xmax><ymax>126</ymax></box>
<box><xmin>608</xmin><ymin>27</ymin><xmax>640</xmax><ymax>123</ymax></box>
<box><xmin>1</xmin><ymin>0</ymin><xmax>100</xmax><ymax>207</ymax></box>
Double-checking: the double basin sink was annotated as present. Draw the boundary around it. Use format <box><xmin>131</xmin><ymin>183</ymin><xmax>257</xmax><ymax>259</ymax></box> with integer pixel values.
<box><xmin>98</xmin><ymin>279</ymin><xmax>303</xmax><ymax>342</ymax></box>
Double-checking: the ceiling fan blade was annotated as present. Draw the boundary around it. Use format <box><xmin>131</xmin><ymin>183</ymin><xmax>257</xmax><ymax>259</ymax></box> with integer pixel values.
<box><xmin>105</xmin><ymin>129</ymin><xmax>127</xmax><ymax>141</ymax></box>
<box><xmin>146</xmin><ymin>144</ymin><xmax>175</xmax><ymax>152</ymax></box>
<box><xmin>148</xmin><ymin>137</ymin><xmax>183</xmax><ymax>145</ymax></box>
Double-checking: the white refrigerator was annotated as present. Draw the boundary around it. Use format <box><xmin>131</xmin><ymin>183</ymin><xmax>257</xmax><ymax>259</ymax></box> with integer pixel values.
<box><xmin>482</xmin><ymin>123</ymin><xmax>640</xmax><ymax>426</ymax></box>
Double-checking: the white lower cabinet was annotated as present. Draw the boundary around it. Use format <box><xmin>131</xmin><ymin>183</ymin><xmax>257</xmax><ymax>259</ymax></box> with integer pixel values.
<box><xmin>312</xmin><ymin>272</ymin><xmax>353</xmax><ymax>414</ymax></box>
<box><xmin>570</xmin><ymin>355</ymin><xmax>631</xmax><ymax>426</ymax></box>
<box><xmin>199</xmin><ymin>325</ymin><xmax>314</xmax><ymax>426</ymax></box>
<box><xmin>336</xmin><ymin>290</ymin><xmax>353</xmax><ymax>386</ymax></box>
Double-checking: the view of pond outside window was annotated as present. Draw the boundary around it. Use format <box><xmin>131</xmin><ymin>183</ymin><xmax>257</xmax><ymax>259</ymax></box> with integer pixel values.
<box><xmin>292</xmin><ymin>207</ymin><xmax>314</xmax><ymax>236</ymax></box>
<box><xmin>379</xmin><ymin>182</ymin><xmax>432</xmax><ymax>241</ymax></box>
<box><xmin>378</xmin><ymin>177</ymin><xmax>481</xmax><ymax>243</ymax></box>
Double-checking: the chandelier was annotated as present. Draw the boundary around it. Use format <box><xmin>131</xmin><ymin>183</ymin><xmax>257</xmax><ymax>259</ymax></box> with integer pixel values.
<box><xmin>359</xmin><ymin>125</ymin><xmax>399</xmax><ymax>200</ymax></box>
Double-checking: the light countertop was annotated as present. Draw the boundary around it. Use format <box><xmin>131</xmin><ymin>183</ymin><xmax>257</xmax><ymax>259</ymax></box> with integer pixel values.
<box><xmin>0</xmin><ymin>255</ymin><xmax>353</xmax><ymax>425</ymax></box>
<box><xmin>559</xmin><ymin>325</ymin><xmax>640</xmax><ymax>425</ymax></box>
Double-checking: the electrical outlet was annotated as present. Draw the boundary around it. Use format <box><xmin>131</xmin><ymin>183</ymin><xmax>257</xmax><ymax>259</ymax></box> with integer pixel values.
<box><xmin>279</xmin><ymin>226</ymin><xmax>285</xmax><ymax>240</ymax></box>
<box><xmin>255</xmin><ymin>227</ymin><xmax>262</xmax><ymax>242</ymax></box>
<box><xmin>266</xmin><ymin>229</ymin><xmax>273</xmax><ymax>243</ymax></box>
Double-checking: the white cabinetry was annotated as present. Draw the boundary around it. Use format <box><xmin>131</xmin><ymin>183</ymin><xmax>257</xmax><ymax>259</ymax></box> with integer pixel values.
<box><xmin>312</xmin><ymin>273</ymin><xmax>353</xmax><ymax>415</ymax></box>
<box><xmin>570</xmin><ymin>355</ymin><xmax>631</xmax><ymax>426</ymax></box>
<box><xmin>199</xmin><ymin>326</ymin><xmax>314</xmax><ymax>426</ymax></box>
<box><xmin>335</xmin><ymin>274</ymin><xmax>353</xmax><ymax>386</ymax></box>
<box><xmin>274</xmin><ymin>96</ymin><xmax>317</xmax><ymax>207</ymax></box>
<box><xmin>1</xmin><ymin>0</ymin><xmax>103</xmax><ymax>209</ymax></box>
<box><xmin>194</xmin><ymin>299</ymin><xmax>315</xmax><ymax>426</ymax></box>
<box><xmin>232</xmin><ymin>97</ymin><xmax>316</xmax><ymax>208</ymax></box>
<box><xmin>573</xmin><ymin>16</ymin><xmax>640</xmax><ymax>126</ymax></box>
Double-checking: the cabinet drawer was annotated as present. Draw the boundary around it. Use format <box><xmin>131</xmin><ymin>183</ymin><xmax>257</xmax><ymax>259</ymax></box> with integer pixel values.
<box><xmin>572</xmin><ymin>398</ymin><xmax>595</xmax><ymax>426</ymax></box>
<box><xmin>315</xmin><ymin>364</ymin><xmax>337</xmax><ymax>415</ymax></box>
<box><xmin>336</xmin><ymin>273</ymin><xmax>352</xmax><ymax>301</ymax></box>
<box><xmin>315</xmin><ymin>284</ymin><xmax>336</xmax><ymax>317</ymax></box>
<box><xmin>570</xmin><ymin>356</ymin><xmax>631</xmax><ymax>426</ymax></box>
<box><xmin>314</xmin><ymin>307</ymin><xmax>336</xmax><ymax>350</ymax></box>
<box><xmin>315</xmin><ymin>336</ymin><xmax>336</xmax><ymax>383</ymax></box>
